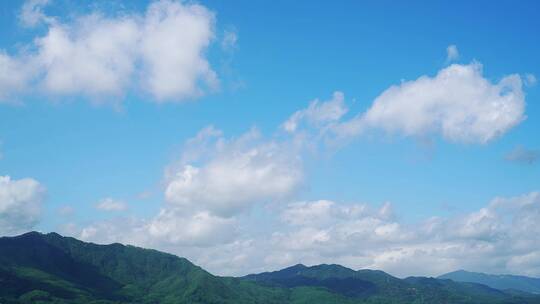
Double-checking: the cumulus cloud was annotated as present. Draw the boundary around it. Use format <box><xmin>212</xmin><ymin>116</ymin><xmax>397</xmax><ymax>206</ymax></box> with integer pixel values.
<box><xmin>79</xmin><ymin>216</ymin><xmax>148</xmax><ymax>245</ymax></box>
<box><xmin>147</xmin><ymin>208</ymin><xmax>237</xmax><ymax>246</ymax></box>
<box><xmin>325</xmin><ymin>63</ymin><xmax>525</xmax><ymax>144</ymax></box>
<box><xmin>95</xmin><ymin>197</ymin><xmax>128</xmax><ymax>211</ymax></box>
<box><xmin>74</xmin><ymin>124</ymin><xmax>302</xmax><ymax>254</ymax></box>
<box><xmin>1</xmin><ymin>0</ymin><xmax>218</xmax><ymax>103</ymax></box>
<box><xmin>0</xmin><ymin>52</ymin><xmax>35</xmax><ymax>103</ymax></box>
<box><xmin>35</xmin><ymin>14</ymin><xmax>140</xmax><ymax>98</ymax></box>
<box><xmin>505</xmin><ymin>145</ymin><xmax>539</xmax><ymax>165</ymax></box>
<box><xmin>251</xmin><ymin>192</ymin><xmax>540</xmax><ymax>277</ymax></box>
<box><xmin>67</xmin><ymin>186</ymin><xmax>540</xmax><ymax>277</ymax></box>
<box><xmin>446</xmin><ymin>44</ymin><xmax>459</xmax><ymax>62</ymax></box>
<box><xmin>0</xmin><ymin>176</ymin><xmax>46</xmax><ymax>235</ymax></box>
<box><xmin>79</xmin><ymin>207</ymin><xmax>237</xmax><ymax>249</ymax></box>
<box><xmin>263</xmin><ymin>192</ymin><xmax>540</xmax><ymax>277</ymax></box>
<box><xmin>140</xmin><ymin>1</ymin><xmax>217</xmax><ymax>100</ymax></box>
<box><xmin>165</xmin><ymin>127</ymin><xmax>303</xmax><ymax>217</ymax></box>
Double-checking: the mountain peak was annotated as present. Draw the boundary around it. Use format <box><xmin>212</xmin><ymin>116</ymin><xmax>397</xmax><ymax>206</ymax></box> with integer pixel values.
<box><xmin>287</xmin><ymin>263</ymin><xmax>307</xmax><ymax>270</ymax></box>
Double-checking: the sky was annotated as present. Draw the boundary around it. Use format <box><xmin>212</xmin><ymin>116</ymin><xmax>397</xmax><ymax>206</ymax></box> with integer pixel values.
<box><xmin>0</xmin><ymin>0</ymin><xmax>539</xmax><ymax>278</ymax></box>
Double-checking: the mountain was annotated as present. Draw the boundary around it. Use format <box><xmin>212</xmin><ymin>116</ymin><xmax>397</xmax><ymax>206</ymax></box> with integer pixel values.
<box><xmin>244</xmin><ymin>263</ymin><xmax>540</xmax><ymax>304</ymax></box>
<box><xmin>0</xmin><ymin>232</ymin><xmax>539</xmax><ymax>304</ymax></box>
<box><xmin>439</xmin><ymin>270</ymin><xmax>540</xmax><ymax>294</ymax></box>
<box><xmin>0</xmin><ymin>231</ymin><xmax>287</xmax><ymax>304</ymax></box>
<box><xmin>242</xmin><ymin>263</ymin><xmax>406</xmax><ymax>298</ymax></box>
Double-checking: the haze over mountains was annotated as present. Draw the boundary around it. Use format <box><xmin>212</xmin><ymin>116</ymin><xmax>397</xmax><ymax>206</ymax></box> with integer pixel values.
<box><xmin>439</xmin><ymin>270</ymin><xmax>540</xmax><ymax>294</ymax></box>
<box><xmin>1</xmin><ymin>232</ymin><xmax>540</xmax><ymax>304</ymax></box>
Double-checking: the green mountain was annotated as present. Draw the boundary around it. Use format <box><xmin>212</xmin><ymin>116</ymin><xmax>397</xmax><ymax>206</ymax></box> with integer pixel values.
<box><xmin>0</xmin><ymin>232</ymin><xmax>539</xmax><ymax>304</ymax></box>
<box><xmin>439</xmin><ymin>270</ymin><xmax>540</xmax><ymax>294</ymax></box>
<box><xmin>244</xmin><ymin>263</ymin><xmax>540</xmax><ymax>304</ymax></box>
<box><xmin>0</xmin><ymin>231</ymin><xmax>287</xmax><ymax>304</ymax></box>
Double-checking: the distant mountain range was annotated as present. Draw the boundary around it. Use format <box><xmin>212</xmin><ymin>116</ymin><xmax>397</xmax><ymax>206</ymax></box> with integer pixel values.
<box><xmin>439</xmin><ymin>270</ymin><xmax>540</xmax><ymax>294</ymax></box>
<box><xmin>1</xmin><ymin>232</ymin><xmax>540</xmax><ymax>303</ymax></box>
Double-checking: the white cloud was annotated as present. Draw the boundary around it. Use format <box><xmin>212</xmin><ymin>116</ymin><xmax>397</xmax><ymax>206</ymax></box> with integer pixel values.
<box><xmin>19</xmin><ymin>0</ymin><xmax>53</xmax><ymax>27</ymax></box>
<box><xmin>78</xmin><ymin>207</ymin><xmax>237</xmax><ymax>249</ymax></box>
<box><xmin>36</xmin><ymin>14</ymin><xmax>140</xmax><ymax>98</ymax></box>
<box><xmin>147</xmin><ymin>208</ymin><xmax>237</xmax><ymax>246</ymax></box>
<box><xmin>0</xmin><ymin>52</ymin><xmax>35</xmax><ymax>103</ymax></box>
<box><xmin>446</xmin><ymin>44</ymin><xmax>459</xmax><ymax>62</ymax></box>
<box><xmin>140</xmin><ymin>0</ymin><xmax>218</xmax><ymax>101</ymax></box>
<box><xmin>281</xmin><ymin>200</ymin><xmax>367</xmax><ymax>227</ymax></box>
<box><xmin>95</xmin><ymin>197</ymin><xmax>128</xmax><ymax>211</ymax></box>
<box><xmin>1</xmin><ymin>0</ymin><xmax>218</xmax><ymax>103</ymax></box>
<box><xmin>264</xmin><ymin>192</ymin><xmax>540</xmax><ymax>277</ymax></box>
<box><xmin>165</xmin><ymin>127</ymin><xmax>303</xmax><ymax>217</ymax></box>
<box><xmin>68</xmin><ymin>188</ymin><xmax>540</xmax><ymax>278</ymax></box>
<box><xmin>0</xmin><ymin>176</ymin><xmax>46</xmax><ymax>235</ymax></box>
<box><xmin>73</xmin><ymin>124</ymin><xmax>302</xmax><ymax>254</ymax></box>
<box><xmin>79</xmin><ymin>216</ymin><xmax>148</xmax><ymax>245</ymax></box>
<box><xmin>283</xmin><ymin>91</ymin><xmax>348</xmax><ymax>133</ymax></box>
<box><xmin>332</xmin><ymin>63</ymin><xmax>525</xmax><ymax>144</ymax></box>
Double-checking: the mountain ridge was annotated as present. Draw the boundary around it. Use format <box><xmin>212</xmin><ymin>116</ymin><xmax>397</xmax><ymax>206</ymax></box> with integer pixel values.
<box><xmin>1</xmin><ymin>231</ymin><xmax>539</xmax><ymax>303</ymax></box>
<box><xmin>439</xmin><ymin>269</ymin><xmax>540</xmax><ymax>294</ymax></box>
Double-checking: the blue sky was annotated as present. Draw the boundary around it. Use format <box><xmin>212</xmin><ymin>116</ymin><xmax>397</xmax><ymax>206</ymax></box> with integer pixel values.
<box><xmin>0</xmin><ymin>0</ymin><xmax>539</xmax><ymax>277</ymax></box>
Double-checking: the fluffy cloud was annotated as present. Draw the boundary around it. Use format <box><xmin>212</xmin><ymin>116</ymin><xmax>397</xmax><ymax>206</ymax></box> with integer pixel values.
<box><xmin>505</xmin><ymin>145</ymin><xmax>539</xmax><ymax>164</ymax></box>
<box><xmin>1</xmin><ymin>0</ymin><xmax>217</xmax><ymax>103</ymax></box>
<box><xmin>35</xmin><ymin>14</ymin><xmax>140</xmax><ymax>97</ymax></box>
<box><xmin>146</xmin><ymin>208</ymin><xmax>236</xmax><ymax>246</ymax></box>
<box><xmin>75</xmin><ymin>125</ymin><xmax>302</xmax><ymax>254</ymax></box>
<box><xmin>286</xmin><ymin>63</ymin><xmax>525</xmax><ymax>145</ymax></box>
<box><xmin>95</xmin><ymin>198</ymin><xmax>128</xmax><ymax>211</ymax></box>
<box><xmin>327</xmin><ymin>63</ymin><xmax>525</xmax><ymax>144</ymax></box>
<box><xmin>0</xmin><ymin>52</ymin><xmax>35</xmax><ymax>103</ymax></box>
<box><xmin>78</xmin><ymin>207</ymin><xmax>237</xmax><ymax>249</ymax></box>
<box><xmin>165</xmin><ymin>127</ymin><xmax>303</xmax><ymax>217</ymax></box>
<box><xmin>217</xmin><ymin>192</ymin><xmax>540</xmax><ymax>277</ymax></box>
<box><xmin>0</xmin><ymin>176</ymin><xmax>46</xmax><ymax>235</ymax></box>
<box><xmin>140</xmin><ymin>1</ymin><xmax>217</xmax><ymax>100</ymax></box>
<box><xmin>263</xmin><ymin>192</ymin><xmax>540</xmax><ymax>277</ymax></box>
<box><xmin>68</xmin><ymin>186</ymin><xmax>540</xmax><ymax>278</ymax></box>
<box><xmin>79</xmin><ymin>216</ymin><xmax>148</xmax><ymax>245</ymax></box>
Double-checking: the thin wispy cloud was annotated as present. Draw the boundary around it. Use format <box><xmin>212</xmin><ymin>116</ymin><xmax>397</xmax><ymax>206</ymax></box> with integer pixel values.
<box><xmin>95</xmin><ymin>198</ymin><xmax>128</xmax><ymax>211</ymax></box>
<box><xmin>505</xmin><ymin>145</ymin><xmax>540</xmax><ymax>165</ymax></box>
<box><xmin>525</xmin><ymin>73</ymin><xmax>537</xmax><ymax>87</ymax></box>
<box><xmin>446</xmin><ymin>44</ymin><xmax>459</xmax><ymax>62</ymax></box>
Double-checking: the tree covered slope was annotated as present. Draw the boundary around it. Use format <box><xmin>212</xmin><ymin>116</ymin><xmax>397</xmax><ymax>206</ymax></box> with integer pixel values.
<box><xmin>439</xmin><ymin>270</ymin><xmax>540</xmax><ymax>294</ymax></box>
<box><xmin>1</xmin><ymin>232</ymin><xmax>539</xmax><ymax>304</ymax></box>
